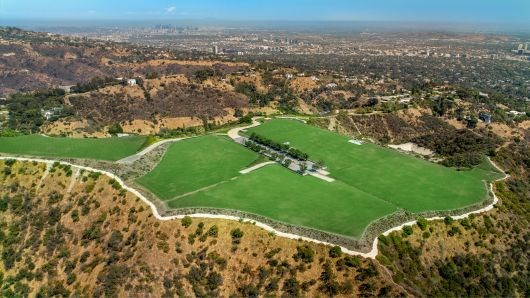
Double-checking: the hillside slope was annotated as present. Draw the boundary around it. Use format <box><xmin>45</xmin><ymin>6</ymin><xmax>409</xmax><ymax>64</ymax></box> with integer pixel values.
<box><xmin>0</xmin><ymin>159</ymin><xmax>405</xmax><ymax>297</ymax></box>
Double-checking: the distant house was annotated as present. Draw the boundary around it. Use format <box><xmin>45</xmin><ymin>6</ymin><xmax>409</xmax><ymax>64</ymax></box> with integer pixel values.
<box><xmin>507</xmin><ymin>110</ymin><xmax>525</xmax><ymax>117</ymax></box>
<box><xmin>479</xmin><ymin>92</ymin><xmax>489</xmax><ymax>98</ymax></box>
<box><xmin>479</xmin><ymin>112</ymin><xmax>492</xmax><ymax>124</ymax></box>
<box><xmin>399</xmin><ymin>97</ymin><xmax>412</xmax><ymax>104</ymax></box>
<box><xmin>127</xmin><ymin>79</ymin><xmax>137</xmax><ymax>86</ymax></box>
<box><xmin>58</xmin><ymin>85</ymin><xmax>74</xmax><ymax>93</ymax></box>
<box><xmin>42</xmin><ymin>110</ymin><xmax>54</xmax><ymax>120</ymax></box>
<box><xmin>41</xmin><ymin>107</ymin><xmax>63</xmax><ymax>120</ymax></box>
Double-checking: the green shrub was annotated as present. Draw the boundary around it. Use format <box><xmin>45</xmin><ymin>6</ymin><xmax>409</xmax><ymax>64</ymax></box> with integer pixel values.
<box><xmin>444</xmin><ymin>216</ymin><xmax>454</xmax><ymax>225</ymax></box>
<box><xmin>207</xmin><ymin>225</ymin><xmax>218</xmax><ymax>237</ymax></box>
<box><xmin>293</xmin><ymin>245</ymin><xmax>314</xmax><ymax>263</ymax></box>
<box><xmin>107</xmin><ymin>123</ymin><xmax>123</xmax><ymax>135</ymax></box>
<box><xmin>402</xmin><ymin>225</ymin><xmax>413</xmax><ymax>236</ymax></box>
<box><xmin>329</xmin><ymin>245</ymin><xmax>342</xmax><ymax>258</ymax></box>
<box><xmin>181</xmin><ymin>216</ymin><xmax>192</xmax><ymax>228</ymax></box>
<box><xmin>230</xmin><ymin>228</ymin><xmax>244</xmax><ymax>244</ymax></box>
<box><xmin>447</xmin><ymin>226</ymin><xmax>461</xmax><ymax>236</ymax></box>
<box><xmin>343</xmin><ymin>255</ymin><xmax>361</xmax><ymax>268</ymax></box>
<box><xmin>417</xmin><ymin>217</ymin><xmax>428</xmax><ymax>230</ymax></box>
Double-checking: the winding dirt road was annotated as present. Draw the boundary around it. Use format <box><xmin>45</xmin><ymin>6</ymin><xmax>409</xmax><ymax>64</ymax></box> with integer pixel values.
<box><xmin>116</xmin><ymin>137</ymin><xmax>189</xmax><ymax>164</ymax></box>
<box><xmin>0</xmin><ymin>155</ymin><xmax>508</xmax><ymax>259</ymax></box>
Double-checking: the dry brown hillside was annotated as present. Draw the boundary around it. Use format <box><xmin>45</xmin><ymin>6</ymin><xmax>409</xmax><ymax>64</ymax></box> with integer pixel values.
<box><xmin>66</xmin><ymin>81</ymin><xmax>248</xmax><ymax>127</ymax></box>
<box><xmin>377</xmin><ymin>142</ymin><xmax>529</xmax><ymax>297</ymax></box>
<box><xmin>0</xmin><ymin>160</ymin><xmax>406</xmax><ymax>297</ymax></box>
<box><xmin>0</xmin><ymin>28</ymin><xmax>249</xmax><ymax>96</ymax></box>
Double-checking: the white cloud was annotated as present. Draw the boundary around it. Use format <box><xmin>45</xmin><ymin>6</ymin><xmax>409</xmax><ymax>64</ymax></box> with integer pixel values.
<box><xmin>165</xmin><ymin>6</ymin><xmax>176</xmax><ymax>14</ymax></box>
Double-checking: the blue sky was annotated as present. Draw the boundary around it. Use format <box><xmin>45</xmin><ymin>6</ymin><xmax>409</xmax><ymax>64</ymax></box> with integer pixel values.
<box><xmin>1</xmin><ymin>0</ymin><xmax>529</xmax><ymax>24</ymax></box>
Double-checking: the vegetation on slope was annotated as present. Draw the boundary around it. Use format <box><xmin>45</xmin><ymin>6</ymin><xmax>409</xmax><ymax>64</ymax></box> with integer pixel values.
<box><xmin>0</xmin><ymin>159</ymin><xmax>405</xmax><ymax>297</ymax></box>
<box><xmin>377</xmin><ymin>141</ymin><xmax>529</xmax><ymax>297</ymax></box>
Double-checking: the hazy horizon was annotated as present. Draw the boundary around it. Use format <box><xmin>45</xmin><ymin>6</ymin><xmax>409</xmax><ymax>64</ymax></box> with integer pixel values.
<box><xmin>2</xmin><ymin>19</ymin><xmax>530</xmax><ymax>36</ymax></box>
<box><xmin>1</xmin><ymin>0</ymin><xmax>529</xmax><ymax>27</ymax></box>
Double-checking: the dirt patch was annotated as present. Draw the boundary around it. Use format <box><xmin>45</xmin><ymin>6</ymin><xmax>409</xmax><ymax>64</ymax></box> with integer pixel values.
<box><xmin>120</xmin><ymin>109</ymin><xmax>239</xmax><ymax>135</ymax></box>
<box><xmin>332</xmin><ymin>90</ymin><xmax>354</xmax><ymax>99</ymax></box>
<box><xmin>477</xmin><ymin>122</ymin><xmax>518</xmax><ymax>140</ymax></box>
<box><xmin>397</xmin><ymin>107</ymin><xmax>430</xmax><ymax>125</ymax></box>
<box><xmin>388</xmin><ymin>143</ymin><xmax>434</xmax><ymax>156</ymax></box>
<box><xmin>230</xmin><ymin>73</ymin><xmax>267</xmax><ymax>92</ymax></box>
<box><xmin>290</xmin><ymin>77</ymin><xmax>319</xmax><ymax>92</ymax></box>
<box><xmin>120</xmin><ymin>118</ymin><xmax>198</xmax><ymax>135</ymax></box>
<box><xmin>67</xmin><ymin>81</ymin><xmax>248</xmax><ymax>127</ymax></box>
<box><xmin>445</xmin><ymin>118</ymin><xmax>467</xmax><ymax>129</ymax></box>
<box><xmin>297</xmin><ymin>99</ymin><xmax>315</xmax><ymax>114</ymax></box>
<box><xmin>98</xmin><ymin>84</ymin><xmax>146</xmax><ymax>98</ymax></box>
<box><xmin>517</xmin><ymin>120</ymin><xmax>530</xmax><ymax>130</ymax></box>
<box><xmin>41</xmin><ymin>119</ymin><xmax>108</xmax><ymax>138</ymax></box>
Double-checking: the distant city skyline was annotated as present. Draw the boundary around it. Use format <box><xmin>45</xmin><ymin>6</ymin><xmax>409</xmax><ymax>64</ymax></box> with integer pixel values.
<box><xmin>1</xmin><ymin>0</ymin><xmax>529</xmax><ymax>25</ymax></box>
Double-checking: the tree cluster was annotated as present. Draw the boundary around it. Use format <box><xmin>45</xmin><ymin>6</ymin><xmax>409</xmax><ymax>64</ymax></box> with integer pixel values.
<box><xmin>249</xmin><ymin>132</ymin><xmax>309</xmax><ymax>161</ymax></box>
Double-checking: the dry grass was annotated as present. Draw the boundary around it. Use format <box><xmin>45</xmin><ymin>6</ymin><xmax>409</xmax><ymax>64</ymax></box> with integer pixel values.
<box><xmin>0</xmin><ymin>160</ymin><xmax>406</xmax><ymax>296</ymax></box>
<box><xmin>41</xmin><ymin>119</ymin><xmax>108</xmax><ymax>138</ymax></box>
<box><xmin>290</xmin><ymin>76</ymin><xmax>319</xmax><ymax>92</ymax></box>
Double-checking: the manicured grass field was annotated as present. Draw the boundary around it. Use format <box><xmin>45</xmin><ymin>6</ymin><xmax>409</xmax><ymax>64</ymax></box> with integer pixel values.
<box><xmin>139</xmin><ymin>119</ymin><xmax>502</xmax><ymax>238</ymax></box>
<box><xmin>137</xmin><ymin>135</ymin><xmax>260</xmax><ymax>200</ymax></box>
<box><xmin>248</xmin><ymin>119</ymin><xmax>502</xmax><ymax>212</ymax></box>
<box><xmin>167</xmin><ymin>164</ymin><xmax>397</xmax><ymax>237</ymax></box>
<box><xmin>0</xmin><ymin>135</ymin><xmax>147</xmax><ymax>161</ymax></box>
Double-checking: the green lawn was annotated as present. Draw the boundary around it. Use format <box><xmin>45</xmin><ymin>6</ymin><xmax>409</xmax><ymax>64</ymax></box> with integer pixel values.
<box><xmin>247</xmin><ymin>119</ymin><xmax>502</xmax><ymax>212</ymax></box>
<box><xmin>168</xmin><ymin>164</ymin><xmax>397</xmax><ymax>237</ymax></box>
<box><xmin>138</xmin><ymin>119</ymin><xmax>502</xmax><ymax>239</ymax></box>
<box><xmin>136</xmin><ymin>135</ymin><xmax>260</xmax><ymax>200</ymax></box>
<box><xmin>0</xmin><ymin>135</ymin><xmax>147</xmax><ymax>161</ymax></box>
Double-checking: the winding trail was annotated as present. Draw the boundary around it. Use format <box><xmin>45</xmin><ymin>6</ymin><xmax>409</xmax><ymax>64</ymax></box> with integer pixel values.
<box><xmin>36</xmin><ymin>162</ymin><xmax>52</xmax><ymax>191</ymax></box>
<box><xmin>0</xmin><ymin>116</ymin><xmax>510</xmax><ymax>259</ymax></box>
<box><xmin>227</xmin><ymin>118</ymin><xmax>262</xmax><ymax>140</ymax></box>
<box><xmin>0</xmin><ymin>151</ymin><xmax>508</xmax><ymax>259</ymax></box>
<box><xmin>66</xmin><ymin>167</ymin><xmax>81</xmax><ymax>194</ymax></box>
<box><xmin>116</xmin><ymin>138</ymin><xmax>188</xmax><ymax>164</ymax></box>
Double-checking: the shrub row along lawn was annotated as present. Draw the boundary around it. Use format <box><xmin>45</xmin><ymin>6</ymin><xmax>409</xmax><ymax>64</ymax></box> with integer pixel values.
<box><xmin>0</xmin><ymin>134</ymin><xmax>147</xmax><ymax>161</ymax></box>
<box><xmin>247</xmin><ymin>119</ymin><xmax>503</xmax><ymax>213</ymax></box>
<box><xmin>138</xmin><ymin>120</ymin><xmax>502</xmax><ymax>238</ymax></box>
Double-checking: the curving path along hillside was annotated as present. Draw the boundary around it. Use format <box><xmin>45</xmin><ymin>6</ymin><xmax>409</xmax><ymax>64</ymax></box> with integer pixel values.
<box><xmin>227</xmin><ymin>117</ymin><xmax>263</xmax><ymax>141</ymax></box>
<box><xmin>115</xmin><ymin>118</ymin><xmax>261</xmax><ymax>165</ymax></box>
<box><xmin>0</xmin><ymin>128</ymin><xmax>509</xmax><ymax>259</ymax></box>
<box><xmin>116</xmin><ymin>137</ymin><xmax>189</xmax><ymax>164</ymax></box>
